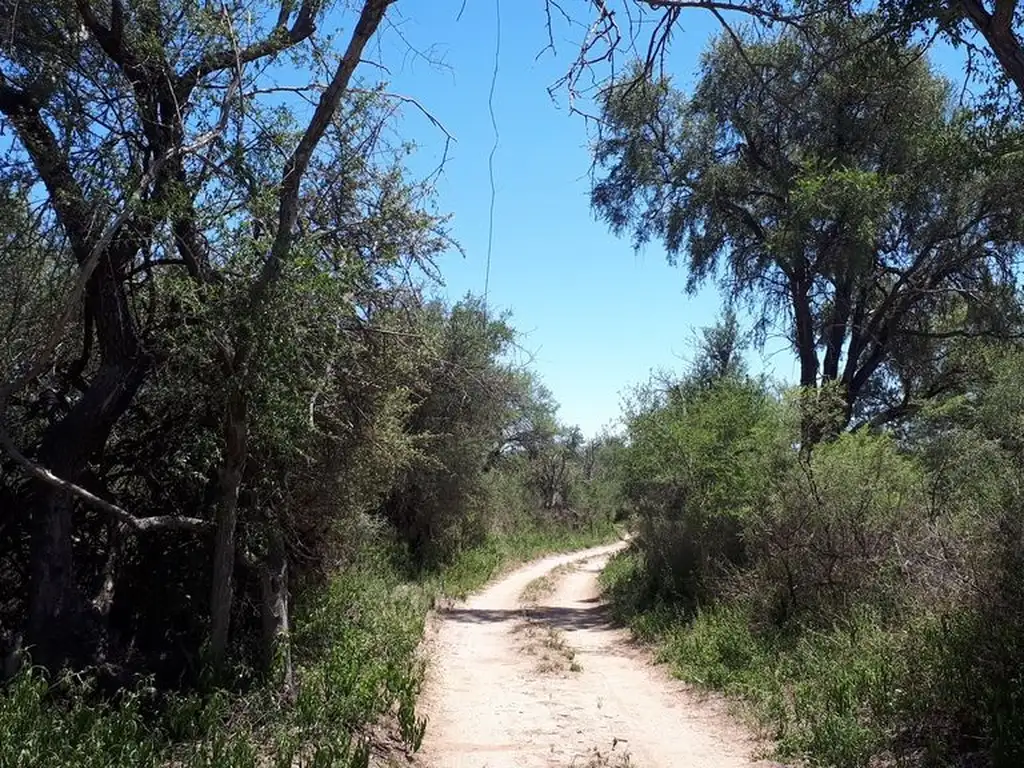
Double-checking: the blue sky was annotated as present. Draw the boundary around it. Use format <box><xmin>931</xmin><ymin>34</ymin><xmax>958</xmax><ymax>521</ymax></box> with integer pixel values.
<box><xmin>344</xmin><ymin>2</ymin><xmax>966</xmax><ymax>437</ymax></box>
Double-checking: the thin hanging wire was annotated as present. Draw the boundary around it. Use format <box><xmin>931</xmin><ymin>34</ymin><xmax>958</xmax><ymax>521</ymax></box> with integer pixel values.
<box><xmin>484</xmin><ymin>0</ymin><xmax>501</xmax><ymax>305</ymax></box>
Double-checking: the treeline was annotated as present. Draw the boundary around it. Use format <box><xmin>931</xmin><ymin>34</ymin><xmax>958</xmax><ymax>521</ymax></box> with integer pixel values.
<box><xmin>0</xmin><ymin>1</ymin><xmax>620</xmax><ymax>765</ymax></box>
<box><xmin>594</xmin><ymin>14</ymin><xmax>1024</xmax><ymax>768</ymax></box>
<box><xmin>1</xmin><ymin>280</ymin><xmax>618</xmax><ymax>766</ymax></box>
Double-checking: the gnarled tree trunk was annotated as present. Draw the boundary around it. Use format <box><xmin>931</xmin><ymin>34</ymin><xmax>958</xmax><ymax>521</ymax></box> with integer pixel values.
<box><xmin>28</xmin><ymin>263</ymin><xmax>149</xmax><ymax>670</ymax></box>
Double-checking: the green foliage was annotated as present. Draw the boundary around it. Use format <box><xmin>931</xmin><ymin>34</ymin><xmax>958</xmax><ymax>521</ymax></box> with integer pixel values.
<box><xmin>591</xmin><ymin>16</ymin><xmax>1024</xmax><ymax>430</ymax></box>
<box><xmin>290</xmin><ymin>558</ymin><xmax>429</xmax><ymax>735</ymax></box>
<box><xmin>436</xmin><ymin>519</ymin><xmax>622</xmax><ymax>599</ymax></box>
<box><xmin>383</xmin><ymin>297</ymin><xmax>524</xmax><ymax>564</ymax></box>
<box><xmin>0</xmin><ymin>544</ymin><xmax>422</xmax><ymax>768</ymax></box>
<box><xmin>605</xmin><ymin>334</ymin><xmax>1024</xmax><ymax>765</ymax></box>
<box><xmin>746</xmin><ymin>429</ymin><xmax>925</xmax><ymax>622</ymax></box>
<box><xmin>0</xmin><ymin>519</ymin><xmax>621</xmax><ymax>768</ymax></box>
<box><xmin>621</xmin><ymin>374</ymin><xmax>784</xmax><ymax>605</ymax></box>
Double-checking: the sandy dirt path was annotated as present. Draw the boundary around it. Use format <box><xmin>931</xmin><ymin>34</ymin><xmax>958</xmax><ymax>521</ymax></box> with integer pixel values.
<box><xmin>415</xmin><ymin>542</ymin><xmax>775</xmax><ymax>768</ymax></box>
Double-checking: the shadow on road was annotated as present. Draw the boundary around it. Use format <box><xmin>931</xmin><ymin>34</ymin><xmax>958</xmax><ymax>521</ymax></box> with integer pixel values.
<box><xmin>441</xmin><ymin>604</ymin><xmax>616</xmax><ymax>632</ymax></box>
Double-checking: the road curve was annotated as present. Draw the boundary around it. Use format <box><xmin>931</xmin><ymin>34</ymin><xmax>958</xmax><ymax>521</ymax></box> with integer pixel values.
<box><xmin>414</xmin><ymin>541</ymin><xmax>774</xmax><ymax>768</ymax></box>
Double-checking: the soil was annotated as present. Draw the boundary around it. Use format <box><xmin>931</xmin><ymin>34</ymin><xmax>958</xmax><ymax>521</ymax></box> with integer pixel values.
<box><xmin>414</xmin><ymin>542</ymin><xmax>779</xmax><ymax>767</ymax></box>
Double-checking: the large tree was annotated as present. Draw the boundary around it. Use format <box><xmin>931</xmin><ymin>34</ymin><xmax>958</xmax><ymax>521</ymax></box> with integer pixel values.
<box><xmin>591</xmin><ymin>18</ymin><xmax>1024</xmax><ymax>438</ymax></box>
<box><xmin>0</xmin><ymin>0</ymin><xmax>401</xmax><ymax>671</ymax></box>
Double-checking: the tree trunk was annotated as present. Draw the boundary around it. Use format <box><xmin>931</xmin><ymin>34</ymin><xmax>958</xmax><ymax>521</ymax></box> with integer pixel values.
<box><xmin>27</xmin><ymin>261</ymin><xmax>149</xmax><ymax>669</ymax></box>
<box><xmin>260</xmin><ymin>526</ymin><xmax>294</xmax><ymax>700</ymax></box>
<box><xmin>208</xmin><ymin>388</ymin><xmax>247</xmax><ymax>670</ymax></box>
<box><xmin>961</xmin><ymin>0</ymin><xmax>1024</xmax><ymax>98</ymax></box>
<box><xmin>27</xmin><ymin>489</ymin><xmax>80</xmax><ymax>669</ymax></box>
<box><xmin>790</xmin><ymin>272</ymin><xmax>822</xmax><ymax>449</ymax></box>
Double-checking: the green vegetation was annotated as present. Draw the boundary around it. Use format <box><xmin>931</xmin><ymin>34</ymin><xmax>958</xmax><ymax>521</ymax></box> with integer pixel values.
<box><xmin>1</xmin><ymin>520</ymin><xmax>618</xmax><ymax>768</ymax></box>
<box><xmin>589</xmin><ymin>14</ymin><xmax>1024</xmax><ymax>768</ymax></box>
<box><xmin>7</xmin><ymin>0</ymin><xmax>1024</xmax><ymax>767</ymax></box>
<box><xmin>601</xmin><ymin>343</ymin><xmax>1024</xmax><ymax>766</ymax></box>
<box><xmin>0</xmin><ymin>2</ymin><xmax>622</xmax><ymax>763</ymax></box>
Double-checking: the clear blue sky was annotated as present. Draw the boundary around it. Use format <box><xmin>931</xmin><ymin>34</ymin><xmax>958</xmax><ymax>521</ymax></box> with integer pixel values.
<box><xmin>340</xmin><ymin>2</ymin><xmax>966</xmax><ymax>437</ymax></box>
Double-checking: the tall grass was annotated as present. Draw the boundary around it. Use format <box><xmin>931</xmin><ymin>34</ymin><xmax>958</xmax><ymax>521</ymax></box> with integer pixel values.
<box><xmin>601</xmin><ymin>547</ymin><xmax>1024</xmax><ymax>768</ymax></box>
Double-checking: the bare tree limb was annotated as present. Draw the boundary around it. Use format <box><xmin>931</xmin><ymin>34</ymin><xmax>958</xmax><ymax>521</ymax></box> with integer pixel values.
<box><xmin>265</xmin><ymin>0</ymin><xmax>396</xmax><ymax>285</ymax></box>
<box><xmin>960</xmin><ymin>0</ymin><xmax>1024</xmax><ymax>95</ymax></box>
<box><xmin>642</xmin><ymin>0</ymin><xmax>815</xmax><ymax>24</ymax></box>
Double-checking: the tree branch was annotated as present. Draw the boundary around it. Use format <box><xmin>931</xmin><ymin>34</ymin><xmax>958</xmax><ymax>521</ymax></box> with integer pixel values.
<box><xmin>960</xmin><ymin>0</ymin><xmax>1024</xmax><ymax>96</ymax></box>
<box><xmin>0</xmin><ymin>133</ymin><xmax>224</xmax><ymax>535</ymax></box>
<box><xmin>179</xmin><ymin>0</ymin><xmax>324</xmax><ymax>94</ymax></box>
<box><xmin>993</xmin><ymin>0</ymin><xmax>1018</xmax><ymax>33</ymax></box>
<box><xmin>264</xmin><ymin>0</ymin><xmax>396</xmax><ymax>285</ymax></box>
<box><xmin>0</xmin><ymin>80</ymin><xmax>96</xmax><ymax>263</ymax></box>
<box><xmin>641</xmin><ymin>0</ymin><xmax>816</xmax><ymax>25</ymax></box>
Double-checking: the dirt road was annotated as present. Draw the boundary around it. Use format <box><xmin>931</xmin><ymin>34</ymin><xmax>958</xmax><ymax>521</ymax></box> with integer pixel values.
<box><xmin>415</xmin><ymin>542</ymin><xmax>773</xmax><ymax>767</ymax></box>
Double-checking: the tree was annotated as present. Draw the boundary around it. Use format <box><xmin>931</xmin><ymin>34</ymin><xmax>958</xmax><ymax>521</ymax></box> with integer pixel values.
<box><xmin>591</xmin><ymin>18</ymin><xmax>1024</xmax><ymax>440</ymax></box>
<box><xmin>383</xmin><ymin>298</ymin><xmax>526</xmax><ymax>564</ymax></box>
<box><xmin>561</xmin><ymin>2</ymin><xmax>1024</xmax><ymax>109</ymax></box>
<box><xmin>0</xmin><ymin>0</ymin><xmax>399</xmax><ymax>671</ymax></box>
<box><xmin>691</xmin><ymin>309</ymin><xmax>748</xmax><ymax>388</ymax></box>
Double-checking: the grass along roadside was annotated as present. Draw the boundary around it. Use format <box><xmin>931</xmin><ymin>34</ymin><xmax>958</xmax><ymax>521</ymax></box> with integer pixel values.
<box><xmin>599</xmin><ymin>545</ymin><xmax>1006</xmax><ymax>768</ymax></box>
<box><xmin>435</xmin><ymin>523</ymin><xmax>624</xmax><ymax>601</ymax></box>
<box><xmin>1</xmin><ymin>522</ymin><xmax>620</xmax><ymax>768</ymax></box>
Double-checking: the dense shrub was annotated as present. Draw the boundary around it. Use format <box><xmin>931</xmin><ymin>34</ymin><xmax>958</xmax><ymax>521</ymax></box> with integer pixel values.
<box><xmin>745</xmin><ymin>430</ymin><xmax>926</xmax><ymax>624</ymax></box>
<box><xmin>620</xmin><ymin>376</ymin><xmax>783</xmax><ymax>607</ymax></box>
<box><xmin>605</xmin><ymin>348</ymin><xmax>1024</xmax><ymax>766</ymax></box>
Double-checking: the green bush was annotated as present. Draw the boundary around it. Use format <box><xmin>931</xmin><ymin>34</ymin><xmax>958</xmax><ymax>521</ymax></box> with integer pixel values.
<box><xmin>621</xmin><ymin>376</ymin><xmax>784</xmax><ymax>607</ymax></box>
<box><xmin>744</xmin><ymin>430</ymin><xmax>926</xmax><ymax>625</ymax></box>
<box><xmin>603</xmin><ymin>354</ymin><xmax>1024</xmax><ymax>766</ymax></box>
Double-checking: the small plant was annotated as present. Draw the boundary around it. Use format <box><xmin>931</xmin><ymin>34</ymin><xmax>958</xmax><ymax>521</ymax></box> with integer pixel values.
<box><xmin>397</xmin><ymin>687</ymin><xmax>427</xmax><ymax>752</ymax></box>
<box><xmin>514</xmin><ymin>620</ymin><xmax>580</xmax><ymax>675</ymax></box>
<box><xmin>572</xmin><ymin>745</ymin><xmax>635</xmax><ymax>767</ymax></box>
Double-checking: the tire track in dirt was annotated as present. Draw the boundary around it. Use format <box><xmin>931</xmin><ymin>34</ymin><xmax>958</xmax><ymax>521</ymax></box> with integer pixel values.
<box><xmin>415</xmin><ymin>542</ymin><xmax>776</xmax><ymax>767</ymax></box>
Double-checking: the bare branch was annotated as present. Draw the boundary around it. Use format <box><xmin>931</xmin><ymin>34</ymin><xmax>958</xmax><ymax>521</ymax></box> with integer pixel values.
<box><xmin>352</xmin><ymin>87</ymin><xmax>456</xmax><ymax>143</ymax></box>
<box><xmin>644</xmin><ymin>0</ymin><xmax>815</xmax><ymax>24</ymax></box>
<box><xmin>961</xmin><ymin>0</ymin><xmax>1024</xmax><ymax>95</ymax></box>
<box><xmin>265</xmin><ymin>0</ymin><xmax>396</xmax><ymax>284</ymax></box>
<box><xmin>993</xmin><ymin>0</ymin><xmax>1018</xmax><ymax>33</ymax></box>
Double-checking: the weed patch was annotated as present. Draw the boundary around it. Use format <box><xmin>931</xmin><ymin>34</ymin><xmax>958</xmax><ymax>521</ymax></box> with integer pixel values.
<box><xmin>571</xmin><ymin>744</ymin><xmax>635</xmax><ymax>767</ymax></box>
<box><xmin>513</xmin><ymin>621</ymin><xmax>580</xmax><ymax>675</ymax></box>
<box><xmin>520</xmin><ymin>562</ymin><xmax>579</xmax><ymax>606</ymax></box>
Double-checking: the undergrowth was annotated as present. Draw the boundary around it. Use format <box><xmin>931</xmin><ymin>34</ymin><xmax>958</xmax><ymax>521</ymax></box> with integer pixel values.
<box><xmin>1</xmin><ymin>523</ymin><xmax>618</xmax><ymax>768</ymax></box>
<box><xmin>433</xmin><ymin>521</ymin><xmax>620</xmax><ymax>599</ymax></box>
<box><xmin>600</xmin><ymin>546</ymin><xmax>1024</xmax><ymax>768</ymax></box>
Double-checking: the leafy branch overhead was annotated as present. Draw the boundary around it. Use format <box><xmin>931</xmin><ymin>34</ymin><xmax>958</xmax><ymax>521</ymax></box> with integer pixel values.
<box><xmin>556</xmin><ymin>1</ymin><xmax>1024</xmax><ymax>122</ymax></box>
<box><xmin>591</xmin><ymin>17</ymin><xmax>1024</xmax><ymax>435</ymax></box>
